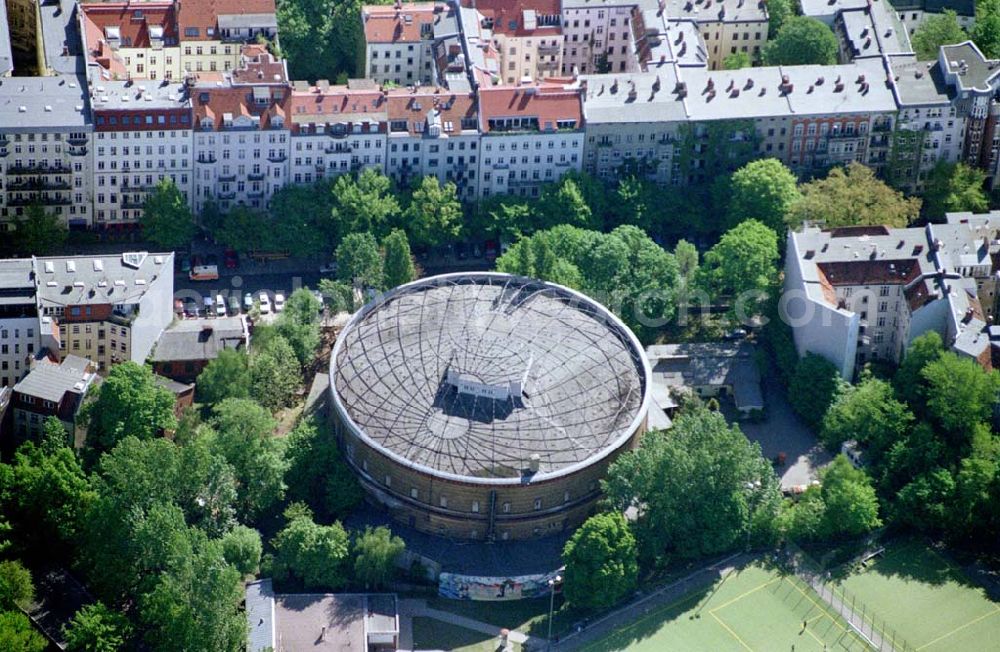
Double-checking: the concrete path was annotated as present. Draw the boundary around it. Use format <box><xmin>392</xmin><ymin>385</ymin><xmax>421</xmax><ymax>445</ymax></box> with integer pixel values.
<box><xmin>398</xmin><ymin>597</ymin><xmax>546</xmax><ymax>651</ymax></box>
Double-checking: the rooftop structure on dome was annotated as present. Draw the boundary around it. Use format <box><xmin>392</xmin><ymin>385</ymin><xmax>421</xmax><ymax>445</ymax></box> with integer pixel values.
<box><xmin>331</xmin><ymin>273</ymin><xmax>650</xmax><ymax>540</ymax></box>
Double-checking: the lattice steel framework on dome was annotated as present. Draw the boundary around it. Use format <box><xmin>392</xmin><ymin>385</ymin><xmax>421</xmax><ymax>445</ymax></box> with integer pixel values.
<box><xmin>332</xmin><ymin>273</ymin><xmax>650</xmax><ymax>484</ymax></box>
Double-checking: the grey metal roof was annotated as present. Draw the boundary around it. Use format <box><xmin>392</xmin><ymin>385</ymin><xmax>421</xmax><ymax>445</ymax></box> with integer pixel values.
<box><xmin>150</xmin><ymin>316</ymin><xmax>247</xmax><ymax>362</ymax></box>
<box><xmin>39</xmin><ymin>0</ymin><xmax>85</xmax><ymax>75</ymax></box>
<box><xmin>13</xmin><ymin>357</ymin><xmax>94</xmax><ymax>403</ymax></box>
<box><xmin>941</xmin><ymin>42</ymin><xmax>1000</xmax><ymax>93</ymax></box>
<box><xmin>90</xmin><ymin>80</ymin><xmax>190</xmax><ymax>111</ymax></box>
<box><xmin>645</xmin><ymin>342</ymin><xmax>763</xmax><ymax>411</ymax></box>
<box><xmin>34</xmin><ymin>252</ymin><xmax>173</xmax><ymax>307</ymax></box>
<box><xmin>662</xmin><ymin>0</ymin><xmax>767</xmax><ymax>23</ymax></box>
<box><xmin>245</xmin><ymin>580</ymin><xmax>275</xmax><ymax>652</ymax></box>
<box><xmin>331</xmin><ymin>273</ymin><xmax>651</xmax><ymax>484</ymax></box>
<box><xmin>0</xmin><ymin>260</ymin><xmax>35</xmax><ymax>290</ymax></box>
<box><xmin>0</xmin><ymin>74</ymin><xmax>92</xmax><ymax>131</ymax></box>
<box><xmin>581</xmin><ymin>69</ymin><xmax>689</xmax><ymax>124</ymax></box>
<box><xmin>217</xmin><ymin>14</ymin><xmax>278</xmax><ymax>30</ymax></box>
<box><xmin>890</xmin><ymin>56</ymin><xmax>952</xmax><ymax>106</ymax></box>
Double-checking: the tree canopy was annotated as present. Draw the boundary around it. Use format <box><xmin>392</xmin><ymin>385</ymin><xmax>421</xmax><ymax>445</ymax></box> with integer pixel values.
<box><xmin>352</xmin><ymin>526</ymin><xmax>405</xmax><ymax>590</ymax></box>
<box><xmin>405</xmin><ymin>176</ymin><xmax>463</xmax><ymax>246</ymax></box>
<box><xmin>912</xmin><ymin>10</ymin><xmax>968</xmax><ymax>60</ymax></box>
<box><xmin>382</xmin><ymin>229</ymin><xmax>417</xmax><ymax>289</ymax></box>
<box><xmin>284</xmin><ymin>418</ymin><xmax>362</xmax><ymax>522</ymax></box>
<box><xmin>10</xmin><ymin>203</ymin><xmax>68</xmax><ymax>256</ymax></box>
<box><xmin>762</xmin><ymin>17</ymin><xmax>839</xmax><ymax>66</ymax></box>
<box><xmin>726</xmin><ymin>159</ymin><xmax>801</xmax><ymax>232</ymax></box>
<box><xmin>336</xmin><ymin>232</ymin><xmax>384</xmax><ymax>290</ymax></box>
<box><xmin>923</xmin><ymin>162</ymin><xmax>988</xmax><ymax>220</ymax></box>
<box><xmin>561</xmin><ymin>512</ymin><xmax>638</xmax><ymax>611</ymax></box>
<box><xmin>64</xmin><ymin>602</ymin><xmax>132</xmax><ymax>652</ymax></box>
<box><xmin>788</xmin><ymin>353</ymin><xmax>844</xmax><ymax>430</ymax></box>
<box><xmin>141</xmin><ymin>178</ymin><xmax>197</xmax><ymax>249</ymax></box>
<box><xmin>84</xmin><ymin>362</ymin><xmax>177</xmax><ymax>454</ymax></box>
<box><xmin>698</xmin><ymin>219</ymin><xmax>779</xmax><ymax>316</ymax></box>
<box><xmin>789</xmin><ymin>162</ymin><xmax>921</xmax><ymax>228</ymax></box>
<box><xmin>272</xmin><ymin>511</ymin><xmax>351</xmax><ymax>591</ymax></box>
<box><xmin>972</xmin><ymin>0</ymin><xmax>1000</xmax><ymax>59</ymax></box>
<box><xmin>196</xmin><ymin>349</ymin><xmax>250</xmax><ymax>405</ymax></box>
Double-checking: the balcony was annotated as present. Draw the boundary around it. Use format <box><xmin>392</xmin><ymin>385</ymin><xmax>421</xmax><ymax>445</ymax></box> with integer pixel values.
<box><xmin>8</xmin><ymin>195</ymin><xmax>71</xmax><ymax>207</ymax></box>
<box><xmin>325</xmin><ymin>145</ymin><xmax>352</xmax><ymax>155</ymax></box>
<box><xmin>68</xmin><ymin>136</ymin><xmax>88</xmax><ymax>146</ymax></box>
<box><xmin>218</xmin><ymin>174</ymin><xmax>237</xmax><ymax>182</ymax></box>
<box><xmin>8</xmin><ymin>179</ymin><xmax>71</xmax><ymax>191</ymax></box>
<box><xmin>68</xmin><ymin>147</ymin><xmax>88</xmax><ymax>157</ymax></box>
<box><xmin>196</xmin><ymin>156</ymin><xmax>217</xmax><ymax>164</ymax></box>
<box><xmin>8</xmin><ymin>163</ymin><xmax>72</xmax><ymax>175</ymax></box>
<box><xmin>122</xmin><ymin>197</ymin><xmax>146</xmax><ymax>209</ymax></box>
<box><xmin>539</xmin><ymin>43</ymin><xmax>560</xmax><ymax>55</ymax></box>
<box><xmin>248</xmin><ymin>191</ymin><xmax>264</xmax><ymax>199</ymax></box>
<box><xmin>267</xmin><ymin>153</ymin><xmax>287</xmax><ymax>163</ymax></box>
<box><xmin>248</xmin><ymin>172</ymin><xmax>266</xmax><ymax>181</ymax></box>
<box><xmin>218</xmin><ymin>191</ymin><xmax>237</xmax><ymax>200</ymax></box>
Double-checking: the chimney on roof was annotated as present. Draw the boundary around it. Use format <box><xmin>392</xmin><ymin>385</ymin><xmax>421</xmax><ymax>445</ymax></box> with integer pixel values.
<box><xmin>320</xmin><ymin>625</ymin><xmax>327</xmax><ymax>642</ymax></box>
<box><xmin>706</xmin><ymin>77</ymin><xmax>714</xmax><ymax>92</ymax></box>
<box><xmin>857</xmin><ymin>74</ymin><xmax>866</xmax><ymax>84</ymax></box>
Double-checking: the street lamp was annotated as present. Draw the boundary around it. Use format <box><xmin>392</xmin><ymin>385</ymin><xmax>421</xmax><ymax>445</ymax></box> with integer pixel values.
<box><xmin>547</xmin><ymin>574</ymin><xmax>562</xmax><ymax>650</ymax></box>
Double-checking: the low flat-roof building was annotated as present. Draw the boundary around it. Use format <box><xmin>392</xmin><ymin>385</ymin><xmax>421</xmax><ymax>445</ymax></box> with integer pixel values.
<box><xmin>246</xmin><ymin>579</ymin><xmax>399</xmax><ymax>652</ymax></box>
<box><xmin>150</xmin><ymin>315</ymin><xmax>249</xmax><ymax>382</ymax></box>
<box><xmin>645</xmin><ymin>342</ymin><xmax>764</xmax><ymax>416</ymax></box>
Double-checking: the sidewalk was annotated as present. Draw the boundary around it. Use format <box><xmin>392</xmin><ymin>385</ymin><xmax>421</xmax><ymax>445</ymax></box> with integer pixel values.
<box><xmin>397</xmin><ymin>598</ymin><xmax>545</xmax><ymax>651</ymax></box>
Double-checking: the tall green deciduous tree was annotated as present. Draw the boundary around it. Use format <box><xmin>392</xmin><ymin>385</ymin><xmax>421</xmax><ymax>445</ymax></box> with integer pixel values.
<box><xmin>275</xmin><ymin>288</ymin><xmax>322</xmax><ymax>367</ymax></box>
<box><xmin>336</xmin><ymin>232</ymin><xmax>384</xmax><ymax>290</ymax></box>
<box><xmin>789</xmin><ymin>353</ymin><xmax>844</xmax><ymax>430</ymax></box>
<box><xmin>284</xmin><ymin>418</ymin><xmax>362</xmax><ymax>522</ymax></box>
<box><xmin>913</xmin><ymin>10</ymin><xmax>968</xmax><ymax>60</ymax></box>
<box><xmin>405</xmin><ymin>176</ymin><xmax>463</xmax><ymax>246</ymax></box>
<box><xmin>762</xmin><ymin>17</ymin><xmax>839</xmax><ymax>65</ymax></box>
<box><xmin>789</xmin><ymin>162</ymin><xmax>921</xmax><ymax>228</ymax></box>
<box><xmin>536</xmin><ymin>177</ymin><xmax>596</xmax><ymax>230</ymax></box>
<box><xmin>272</xmin><ymin>513</ymin><xmax>350</xmax><ymax>591</ymax></box>
<box><xmin>894</xmin><ymin>330</ymin><xmax>944</xmax><ymax>406</ymax></box>
<box><xmin>766</xmin><ymin>0</ymin><xmax>793</xmax><ymax>36</ymax></box>
<box><xmin>698</xmin><ymin>219</ymin><xmax>778</xmax><ymax>314</ymax></box>
<box><xmin>0</xmin><ymin>561</ymin><xmax>34</xmax><ymax>611</ymax></box>
<box><xmin>267</xmin><ymin>182</ymin><xmax>333</xmax><ymax>257</ymax></box>
<box><xmin>353</xmin><ymin>526</ymin><xmax>405</xmax><ymax>590</ymax></box>
<box><xmin>561</xmin><ymin>512</ymin><xmax>638</xmax><ymax>611</ymax></box>
<box><xmin>85</xmin><ymin>362</ymin><xmax>177</xmax><ymax>454</ymax></box>
<box><xmin>973</xmin><ymin>0</ymin><xmax>1000</xmax><ymax>58</ymax></box>
<box><xmin>64</xmin><ymin>602</ymin><xmax>132</xmax><ymax>652</ymax></box>
<box><xmin>723</xmin><ymin>51</ymin><xmax>751</xmax><ymax>70</ymax></box>
<box><xmin>0</xmin><ymin>610</ymin><xmax>47</xmax><ymax>652</ymax></box>
<box><xmin>382</xmin><ymin>229</ymin><xmax>416</xmax><ymax>289</ymax></box>
<box><xmin>818</xmin><ymin>455</ymin><xmax>882</xmax><ymax>537</ymax></box>
<box><xmin>921</xmin><ymin>353</ymin><xmax>1000</xmax><ymax>445</ymax></box>
<box><xmin>12</xmin><ymin>203</ymin><xmax>67</xmax><ymax>256</ymax></box>
<box><xmin>821</xmin><ymin>377</ymin><xmax>914</xmax><ymax>456</ymax></box>
<box><xmin>603</xmin><ymin>408</ymin><xmax>781</xmax><ymax>564</ymax></box>
<box><xmin>923</xmin><ymin>162</ymin><xmax>988</xmax><ymax>220</ymax></box>
<box><xmin>196</xmin><ymin>349</ymin><xmax>251</xmax><ymax>405</ymax></box>
<box><xmin>331</xmin><ymin>169</ymin><xmax>400</xmax><ymax>238</ymax></box>
<box><xmin>209</xmin><ymin>399</ymin><xmax>287</xmax><ymax>521</ymax></box>
<box><xmin>726</xmin><ymin>159</ymin><xmax>801</xmax><ymax>232</ymax></box>
<box><xmin>221</xmin><ymin>525</ymin><xmax>263</xmax><ymax>577</ymax></box>
<box><xmin>141</xmin><ymin>178</ymin><xmax>197</xmax><ymax>249</ymax></box>
<box><xmin>468</xmin><ymin>195</ymin><xmax>531</xmax><ymax>241</ymax></box>
<box><xmin>249</xmin><ymin>333</ymin><xmax>302</xmax><ymax>411</ymax></box>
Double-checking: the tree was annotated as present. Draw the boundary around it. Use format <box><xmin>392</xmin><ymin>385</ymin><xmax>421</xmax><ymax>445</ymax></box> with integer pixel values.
<box><xmin>726</xmin><ymin>159</ymin><xmax>801</xmax><ymax>232</ymax></box>
<box><xmin>11</xmin><ymin>203</ymin><xmax>67</xmax><ymax>255</ymax></box>
<box><xmin>788</xmin><ymin>354</ymin><xmax>844</xmax><ymax>430</ymax></box>
<box><xmin>819</xmin><ymin>455</ymin><xmax>882</xmax><ymax>537</ymax></box>
<box><xmin>405</xmin><ymin>176</ymin><xmax>463</xmax><ymax>246</ymax></box>
<box><xmin>353</xmin><ymin>526</ymin><xmax>405</xmax><ymax>590</ymax></box>
<box><xmin>84</xmin><ymin>362</ymin><xmax>177</xmax><ymax>454</ymax></box>
<box><xmin>767</xmin><ymin>0</ymin><xmax>793</xmax><ymax>36</ymax></box>
<box><xmin>331</xmin><ymin>169</ymin><xmax>400</xmax><ymax>238</ymax></box>
<box><xmin>913</xmin><ymin>10</ymin><xmax>968</xmax><ymax>60</ymax></box>
<box><xmin>762</xmin><ymin>17</ymin><xmax>838</xmax><ymax>66</ymax></box>
<box><xmin>674</xmin><ymin>239</ymin><xmax>699</xmax><ymax>281</ymax></box>
<box><xmin>894</xmin><ymin>330</ymin><xmax>944</xmax><ymax>406</ymax></box>
<box><xmin>923</xmin><ymin>162</ymin><xmax>988</xmax><ymax>220</ymax></box>
<box><xmin>0</xmin><ymin>611</ymin><xmax>47</xmax><ymax>652</ymax></box>
<box><xmin>336</xmin><ymin>232</ymin><xmax>383</xmax><ymax>290</ymax></box>
<box><xmin>0</xmin><ymin>561</ymin><xmax>33</xmax><ymax>611</ymax></box>
<box><xmin>267</xmin><ymin>183</ymin><xmax>333</xmax><ymax>258</ymax></box>
<box><xmin>272</xmin><ymin>514</ymin><xmax>350</xmax><ymax>590</ymax></box>
<box><xmin>64</xmin><ymin>602</ymin><xmax>131</xmax><ymax>652</ymax></box>
<box><xmin>603</xmin><ymin>408</ymin><xmax>780</xmax><ymax>565</ymax></box>
<box><xmin>382</xmin><ymin>229</ymin><xmax>416</xmax><ymax>289</ymax></box>
<box><xmin>212</xmin><ymin>206</ymin><xmax>270</xmax><ymax>254</ymax></box>
<box><xmin>723</xmin><ymin>51</ymin><xmax>751</xmax><ymax>70</ymax></box>
<box><xmin>141</xmin><ymin>178</ymin><xmax>197</xmax><ymax>249</ymax></box>
<box><xmin>468</xmin><ymin>195</ymin><xmax>531</xmax><ymax>241</ymax></box>
<box><xmin>210</xmin><ymin>399</ymin><xmax>287</xmax><ymax>520</ymax></box>
<box><xmin>196</xmin><ymin>349</ymin><xmax>250</xmax><ymax>405</ymax></box>
<box><xmin>972</xmin><ymin>0</ymin><xmax>1000</xmax><ymax>59</ymax></box>
<box><xmin>275</xmin><ymin>288</ymin><xmax>322</xmax><ymax>367</ymax></box>
<box><xmin>284</xmin><ymin>418</ymin><xmax>362</xmax><ymax>522</ymax></box>
<box><xmin>221</xmin><ymin>525</ymin><xmax>263</xmax><ymax>576</ymax></box>
<box><xmin>789</xmin><ymin>162</ymin><xmax>921</xmax><ymax>228</ymax></box>
<box><xmin>249</xmin><ymin>334</ymin><xmax>302</xmax><ymax>412</ymax></box>
<box><xmin>561</xmin><ymin>512</ymin><xmax>638</xmax><ymax>611</ymax></box>
<box><xmin>698</xmin><ymin>219</ymin><xmax>778</xmax><ymax>314</ymax></box>
<box><xmin>317</xmin><ymin>278</ymin><xmax>355</xmax><ymax>313</ymax></box>
<box><xmin>821</xmin><ymin>377</ymin><xmax>914</xmax><ymax>455</ymax></box>
<box><xmin>921</xmin><ymin>353</ymin><xmax>1000</xmax><ymax>445</ymax></box>
<box><xmin>536</xmin><ymin>177</ymin><xmax>596</xmax><ymax>230</ymax></box>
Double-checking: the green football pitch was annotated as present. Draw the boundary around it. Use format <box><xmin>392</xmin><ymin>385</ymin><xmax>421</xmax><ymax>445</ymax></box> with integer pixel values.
<box><xmin>833</xmin><ymin>539</ymin><xmax>1000</xmax><ymax>652</ymax></box>
<box><xmin>583</xmin><ymin>563</ymin><xmax>872</xmax><ymax>652</ymax></box>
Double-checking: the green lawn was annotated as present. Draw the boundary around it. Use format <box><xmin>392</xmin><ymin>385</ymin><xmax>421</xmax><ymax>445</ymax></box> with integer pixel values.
<box><xmin>411</xmin><ymin>616</ymin><xmax>522</xmax><ymax>652</ymax></box>
<box><xmin>834</xmin><ymin>539</ymin><xmax>1000</xmax><ymax>652</ymax></box>
<box><xmin>583</xmin><ymin>563</ymin><xmax>871</xmax><ymax>651</ymax></box>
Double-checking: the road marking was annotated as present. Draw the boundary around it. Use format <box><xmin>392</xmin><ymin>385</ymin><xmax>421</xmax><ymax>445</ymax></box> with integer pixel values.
<box><xmin>915</xmin><ymin>606</ymin><xmax>1000</xmax><ymax>651</ymax></box>
<box><xmin>710</xmin><ymin>577</ymin><xmax>782</xmax><ymax>614</ymax></box>
<box><xmin>710</xmin><ymin>611</ymin><xmax>754</xmax><ymax>652</ymax></box>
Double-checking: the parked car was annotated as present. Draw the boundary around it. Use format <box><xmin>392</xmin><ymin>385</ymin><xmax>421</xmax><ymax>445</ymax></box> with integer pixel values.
<box><xmin>319</xmin><ymin>260</ymin><xmax>338</xmax><ymax>274</ymax></box>
<box><xmin>180</xmin><ymin>257</ymin><xmax>192</xmax><ymax>274</ymax></box>
<box><xmin>228</xmin><ymin>295</ymin><xmax>241</xmax><ymax>315</ymax></box>
<box><xmin>274</xmin><ymin>292</ymin><xmax>285</xmax><ymax>312</ymax></box>
<box><xmin>224</xmin><ymin>249</ymin><xmax>239</xmax><ymax>270</ymax></box>
<box><xmin>258</xmin><ymin>292</ymin><xmax>271</xmax><ymax>314</ymax></box>
<box><xmin>204</xmin><ymin>295</ymin><xmax>215</xmax><ymax>314</ymax></box>
<box><xmin>244</xmin><ymin>292</ymin><xmax>254</xmax><ymax>311</ymax></box>
<box><xmin>215</xmin><ymin>294</ymin><xmax>227</xmax><ymax>317</ymax></box>
<box><xmin>184</xmin><ymin>298</ymin><xmax>200</xmax><ymax>318</ymax></box>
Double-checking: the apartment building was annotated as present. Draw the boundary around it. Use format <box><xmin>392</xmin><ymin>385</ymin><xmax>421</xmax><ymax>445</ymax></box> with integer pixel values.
<box><xmin>661</xmin><ymin>0</ymin><xmax>768</xmax><ymax>70</ymax></box>
<box><xmin>362</xmin><ymin>2</ymin><xmax>460</xmax><ymax>86</ymax></box>
<box><xmin>478</xmin><ymin>82</ymin><xmax>585</xmax><ymax>198</ymax></box>
<box><xmin>880</xmin><ymin>0</ymin><xmax>973</xmax><ymax>37</ymax></box>
<box><xmin>0</xmin><ymin>74</ymin><xmax>93</xmax><ymax>231</ymax></box>
<box><xmin>560</xmin><ymin>0</ymin><xmax>641</xmax><ymax>75</ymax></box>
<box><xmin>35</xmin><ymin>252</ymin><xmax>175</xmax><ymax>372</ymax></box>
<box><xmin>784</xmin><ymin>213</ymin><xmax>1000</xmax><ymax>380</ymax></box>
<box><xmin>473</xmin><ymin>0</ymin><xmax>563</xmax><ymax>84</ymax></box>
<box><xmin>191</xmin><ymin>71</ymin><xmax>290</xmax><ymax>214</ymax></box>
<box><xmin>385</xmin><ymin>87</ymin><xmax>481</xmax><ymax>198</ymax></box>
<box><xmin>11</xmin><ymin>355</ymin><xmax>96</xmax><ymax>439</ymax></box>
<box><xmin>288</xmin><ymin>79</ymin><xmax>388</xmax><ymax>186</ymax></box>
<box><xmin>0</xmin><ymin>260</ymin><xmax>41</xmax><ymax>389</ymax></box>
<box><xmin>91</xmin><ymin>80</ymin><xmax>193</xmax><ymax>228</ymax></box>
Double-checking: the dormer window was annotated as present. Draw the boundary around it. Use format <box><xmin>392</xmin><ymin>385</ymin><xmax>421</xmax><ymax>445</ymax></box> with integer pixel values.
<box><xmin>185</xmin><ymin>27</ymin><xmax>200</xmax><ymax>38</ymax></box>
<box><xmin>200</xmin><ymin>117</ymin><xmax>213</xmax><ymax>129</ymax></box>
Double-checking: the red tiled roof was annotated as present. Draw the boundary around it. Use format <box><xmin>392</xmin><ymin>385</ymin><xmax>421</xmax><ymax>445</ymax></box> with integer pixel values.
<box><xmin>231</xmin><ymin>46</ymin><xmax>288</xmax><ymax>85</ymax></box>
<box><xmin>472</xmin><ymin>0</ymin><xmax>561</xmax><ymax>37</ymax></box>
<box><xmin>477</xmin><ymin>83</ymin><xmax>583</xmax><ymax>133</ymax></box>
<box><xmin>815</xmin><ymin>259</ymin><xmax>922</xmax><ymax>288</ymax></box>
<box><xmin>193</xmin><ymin>85</ymin><xmax>289</xmax><ymax>130</ymax></box>
<box><xmin>289</xmin><ymin>86</ymin><xmax>386</xmax><ymax>133</ymax></box>
<box><xmin>362</xmin><ymin>3</ymin><xmax>442</xmax><ymax>43</ymax></box>
<box><xmin>177</xmin><ymin>0</ymin><xmax>276</xmax><ymax>41</ymax></box>
<box><xmin>385</xmin><ymin>88</ymin><xmax>477</xmax><ymax>136</ymax></box>
<box><xmin>81</xmin><ymin>2</ymin><xmax>176</xmax><ymax>74</ymax></box>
